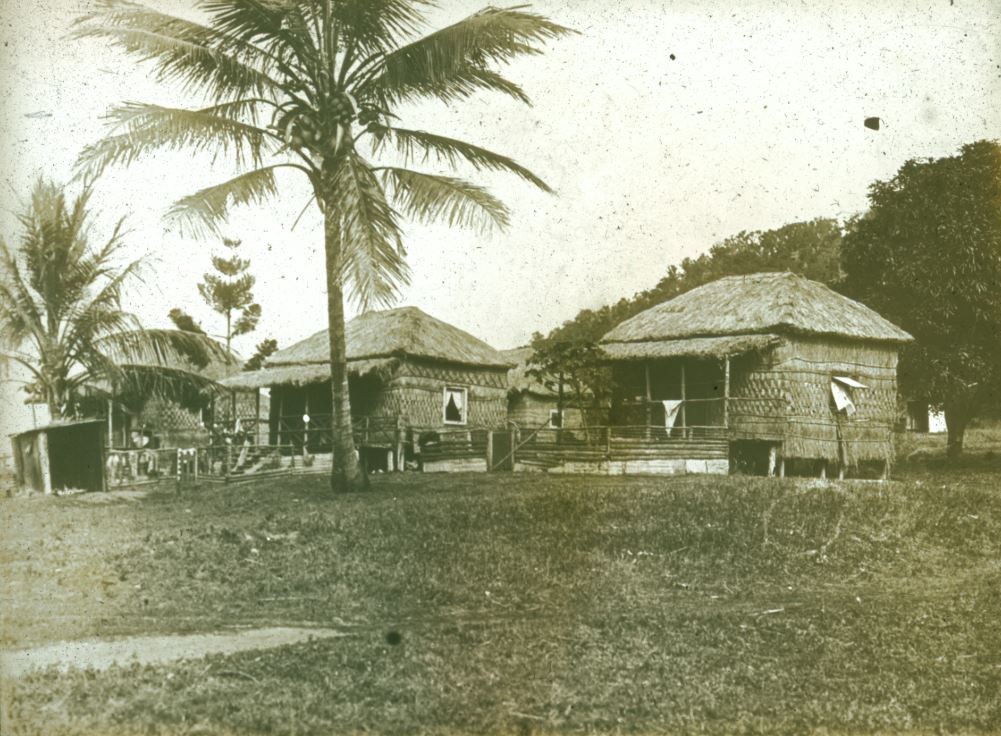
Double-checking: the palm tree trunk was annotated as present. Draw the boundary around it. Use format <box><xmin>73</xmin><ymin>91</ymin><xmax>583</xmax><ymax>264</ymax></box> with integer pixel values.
<box><xmin>323</xmin><ymin>202</ymin><xmax>368</xmax><ymax>492</ymax></box>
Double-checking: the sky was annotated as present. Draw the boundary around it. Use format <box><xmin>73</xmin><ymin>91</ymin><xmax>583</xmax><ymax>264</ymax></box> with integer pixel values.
<box><xmin>1</xmin><ymin>0</ymin><xmax>999</xmax><ymax>359</ymax></box>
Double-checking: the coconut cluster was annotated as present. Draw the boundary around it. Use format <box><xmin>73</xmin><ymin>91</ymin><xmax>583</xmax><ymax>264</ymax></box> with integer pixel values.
<box><xmin>270</xmin><ymin>88</ymin><xmax>380</xmax><ymax>158</ymax></box>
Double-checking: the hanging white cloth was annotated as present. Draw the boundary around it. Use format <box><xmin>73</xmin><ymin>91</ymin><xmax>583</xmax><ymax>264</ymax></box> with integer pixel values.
<box><xmin>662</xmin><ymin>400</ymin><xmax>684</xmax><ymax>428</ymax></box>
<box><xmin>831</xmin><ymin>381</ymin><xmax>856</xmax><ymax>416</ymax></box>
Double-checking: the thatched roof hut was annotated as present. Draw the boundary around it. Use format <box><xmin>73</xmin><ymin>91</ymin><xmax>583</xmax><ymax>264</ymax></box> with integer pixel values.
<box><xmin>603</xmin><ymin>272</ymin><xmax>912</xmax><ymax>355</ymax></box>
<box><xmin>221</xmin><ymin>307</ymin><xmax>511</xmax><ymax>467</ymax></box>
<box><xmin>501</xmin><ymin>346</ymin><xmax>596</xmax><ymax>430</ymax></box>
<box><xmin>600</xmin><ymin>272</ymin><xmax>913</xmax><ymax>474</ymax></box>
<box><xmin>225</xmin><ymin>307</ymin><xmax>510</xmax><ymax>390</ymax></box>
<box><xmin>79</xmin><ymin>333</ymin><xmax>246</xmax><ymax>449</ymax></box>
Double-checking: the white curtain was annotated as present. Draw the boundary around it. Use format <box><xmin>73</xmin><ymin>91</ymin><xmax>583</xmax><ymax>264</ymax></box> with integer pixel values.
<box><xmin>831</xmin><ymin>381</ymin><xmax>856</xmax><ymax>416</ymax></box>
<box><xmin>662</xmin><ymin>400</ymin><xmax>683</xmax><ymax>428</ymax></box>
<box><xmin>447</xmin><ymin>388</ymin><xmax>465</xmax><ymax>411</ymax></box>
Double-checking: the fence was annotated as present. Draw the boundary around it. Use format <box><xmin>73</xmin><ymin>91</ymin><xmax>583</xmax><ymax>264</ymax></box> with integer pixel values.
<box><xmin>419</xmin><ymin>428</ymin><xmax>491</xmax><ymax>472</ymax></box>
<box><xmin>268</xmin><ymin>414</ymin><xmax>404</xmax><ymax>453</ymax></box>
<box><xmin>506</xmin><ymin>423</ymin><xmax>730</xmax><ymax>473</ymax></box>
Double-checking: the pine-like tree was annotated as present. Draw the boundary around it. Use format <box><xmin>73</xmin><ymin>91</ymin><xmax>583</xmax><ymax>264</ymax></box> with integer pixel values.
<box><xmin>192</xmin><ymin>237</ymin><xmax>262</xmax><ymax>354</ymax></box>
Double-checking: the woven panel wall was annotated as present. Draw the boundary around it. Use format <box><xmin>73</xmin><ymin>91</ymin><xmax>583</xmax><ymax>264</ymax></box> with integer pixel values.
<box><xmin>729</xmin><ymin>337</ymin><xmax>901</xmax><ymax>462</ymax></box>
<box><xmin>397</xmin><ymin>359</ymin><xmax>508</xmax><ymax>389</ymax></box>
<box><xmin>140</xmin><ymin>398</ymin><xmax>201</xmax><ymax>430</ymax></box>
<box><xmin>380</xmin><ymin>384</ymin><xmax>508</xmax><ymax>429</ymax></box>
<box><xmin>214</xmin><ymin>391</ymin><xmax>261</xmax><ymax>422</ymax></box>
<box><xmin>508</xmin><ymin>395</ymin><xmax>587</xmax><ymax>430</ymax></box>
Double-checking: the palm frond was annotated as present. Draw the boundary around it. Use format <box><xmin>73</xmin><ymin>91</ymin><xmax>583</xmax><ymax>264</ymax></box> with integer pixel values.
<box><xmin>370</xmin><ymin>124</ymin><xmax>552</xmax><ymax>192</ymax></box>
<box><xmin>200</xmin><ymin>0</ymin><xmax>287</xmax><ymax>44</ymax></box>
<box><xmin>330</xmin><ymin>152</ymin><xmax>409</xmax><ymax>310</ymax></box>
<box><xmin>359</xmin><ymin>5</ymin><xmax>573</xmax><ymax>105</ymax></box>
<box><xmin>76</xmin><ymin>101</ymin><xmax>278</xmax><ymax>180</ymax></box>
<box><xmin>165</xmin><ymin>165</ymin><xmax>284</xmax><ymax>238</ymax></box>
<box><xmin>113</xmin><ymin>364</ymin><xmax>224</xmax><ymax>408</ymax></box>
<box><xmin>379</xmin><ymin>167</ymin><xmax>510</xmax><ymax>232</ymax></box>
<box><xmin>59</xmin><ymin>257</ymin><xmax>145</xmax><ymax>356</ymax></box>
<box><xmin>73</xmin><ymin>1</ymin><xmax>280</xmax><ymax>100</ymax></box>
<box><xmin>201</xmin><ymin>0</ymin><xmax>323</xmax><ymax>76</ymax></box>
<box><xmin>0</xmin><ymin>238</ymin><xmax>46</xmax><ymax>349</ymax></box>
<box><xmin>95</xmin><ymin>328</ymin><xmax>233</xmax><ymax>371</ymax></box>
<box><xmin>329</xmin><ymin>0</ymin><xmax>430</xmax><ymax>56</ymax></box>
<box><xmin>362</xmin><ymin>63</ymin><xmax>531</xmax><ymax>105</ymax></box>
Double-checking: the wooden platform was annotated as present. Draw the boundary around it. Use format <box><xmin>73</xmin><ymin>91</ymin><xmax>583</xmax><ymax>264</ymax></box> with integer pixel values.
<box><xmin>515</xmin><ymin>438</ymin><xmax>730</xmax><ymax>476</ymax></box>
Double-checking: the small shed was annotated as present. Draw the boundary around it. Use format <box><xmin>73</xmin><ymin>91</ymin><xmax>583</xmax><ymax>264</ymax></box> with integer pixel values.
<box><xmin>11</xmin><ymin>420</ymin><xmax>106</xmax><ymax>494</ymax></box>
<box><xmin>502</xmin><ymin>346</ymin><xmax>593</xmax><ymax>430</ymax></box>
<box><xmin>600</xmin><ymin>272</ymin><xmax>913</xmax><ymax>477</ymax></box>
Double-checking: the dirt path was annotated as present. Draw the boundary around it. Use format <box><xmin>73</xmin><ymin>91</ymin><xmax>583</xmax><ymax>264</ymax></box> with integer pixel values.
<box><xmin>1</xmin><ymin>626</ymin><xmax>347</xmax><ymax>679</ymax></box>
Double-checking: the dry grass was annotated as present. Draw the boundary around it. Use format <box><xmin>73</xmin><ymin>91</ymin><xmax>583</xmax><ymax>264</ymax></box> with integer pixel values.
<box><xmin>2</xmin><ymin>469</ymin><xmax>1000</xmax><ymax>735</ymax></box>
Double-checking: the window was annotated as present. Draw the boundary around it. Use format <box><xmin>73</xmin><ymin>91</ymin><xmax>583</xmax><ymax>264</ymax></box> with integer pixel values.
<box><xmin>831</xmin><ymin>376</ymin><xmax>867</xmax><ymax>417</ymax></box>
<box><xmin>443</xmin><ymin>387</ymin><xmax>467</xmax><ymax>425</ymax></box>
<box><xmin>549</xmin><ymin>409</ymin><xmax>563</xmax><ymax>429</ymax></box>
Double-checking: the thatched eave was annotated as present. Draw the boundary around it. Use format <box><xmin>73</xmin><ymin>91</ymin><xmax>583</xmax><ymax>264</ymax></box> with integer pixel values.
<box><xmin>600</xmin><ymin>333</ymin><xmax>783</xmax><ymax>361</ymax></box>
<box><xmin>220</xmin><ymin>358</ymin><xmax>398</xmax><ymax>390</ymax></box>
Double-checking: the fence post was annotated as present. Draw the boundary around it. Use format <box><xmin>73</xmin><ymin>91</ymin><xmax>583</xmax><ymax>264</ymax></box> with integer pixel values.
<box><xmin>395</xmin><ymin>416</ymin><xmax>405</xmax><ymax>471</ymax></box>
<box><xmin>486</xmin><ymin>431</ymin><xmax>494</xmax><ymax>471</ymax></box>
<box><xmin>512</xmin><ymin>427</ymin><xmax>519</xmax><ymax>468</ymax></box>
<box><xmin>644</xmin><ymin>363</ymin><xmax>652</xmax><ymax>440</ymax></box>
<box><xmin>176</xmin><ymin>448</ymin><xmax>181</xmax><ymax>493</ymax></box>
<box><xmin>680</xmin><ymin>363</ymin><xmax>688</xmax><ymax>439</ymax></box>
<box><xmin>723</xmin><ymin>355</ymin><xmax>730</xmax><ymax>432</ymax></box>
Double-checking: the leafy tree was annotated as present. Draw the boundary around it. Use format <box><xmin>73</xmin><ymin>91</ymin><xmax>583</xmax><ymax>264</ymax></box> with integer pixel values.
<box><xmin>244</xmin><ymin>337</ymin><xmax>279</xmax><ymax>371</ymax></box>
<box><xmin>0</xmin><ymin>179</ymin><xmax>224</xmax><ymax>420</ymax></box>
<box><xmin>531</xmin><ymin>218</ymin><xmax>844</xmax><ymax>400</ymax></box>
<box><xmin>76</xmin><ymin>0</ymin><xmax>570</xmax><ymax>492</ymax></box>
<box><xmin>841</xmin><ymin>140</ymin><xmax>1001</xmax><ymax>458</ymax></box>
<box><xmin>528</xmin><ymin>329</ymin><xmax>608</xmax><ymax>437</ymax></box>
<box><xmin>168</xmin><ymin>307</ymin><xmax>206</xmax><ymax>335</ymax></box>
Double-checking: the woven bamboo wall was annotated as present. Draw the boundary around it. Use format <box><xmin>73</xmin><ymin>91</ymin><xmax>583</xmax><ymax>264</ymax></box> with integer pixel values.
<box><xmin>140</xmin><ymin>397</ymin><xmax>202</xmax><ymax>431</ymax></box>
<box><xmin>385</xmin><ymin>358</ymin><xmax>508</xmax><ymax>430</ymax></box>
<box><xmin>267</xmin><ymin>358</ymin><xmax>509</xmax><ymax>435</ymax></box>
<box><xmin>729</xmin><ymin>336</ymin><xmax>900</xmax><ymax>464</ymax></box>
<box><xmin>507</xmin><ymin>394</ymin><xmax>584</xmax><ymax>430</ymax></box>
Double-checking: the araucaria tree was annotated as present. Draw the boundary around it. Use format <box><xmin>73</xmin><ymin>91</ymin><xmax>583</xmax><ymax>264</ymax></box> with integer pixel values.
<box><xmin>841</xmin><ymin>140</ymin><xmax>1001</xmax><ymax>458</ymax></box>
<box><xmin>0</xmin><ymin>180</ymin><xmax>222</xmax><ymax>421</ymax></box>
<box><xmin>76</xmin><ymin>0</ymin><xmax>571</xmax><ymax>492</ymax></box>
<box><xmin>171</xmin><ymin>237</ymin><xmax>262</xmax><ymax>353</ymax></box>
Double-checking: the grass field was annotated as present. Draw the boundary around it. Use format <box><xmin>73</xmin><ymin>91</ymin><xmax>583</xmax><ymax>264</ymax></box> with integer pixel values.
<box><xmin>2</xmin><ymin>450</ymin><xmax>1000</xmax><ymax>734</ymax></box>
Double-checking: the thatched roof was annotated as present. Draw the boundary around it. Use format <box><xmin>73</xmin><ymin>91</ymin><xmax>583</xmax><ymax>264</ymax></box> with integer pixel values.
<box><xmin>86</xmin><ymin>332</ymin><xmax>240</xmax><ymax>400</ymax></box>
<box><xmin>220</xmin><ymin>358</ymin><xmax>396</xmax><ymax>390</ymax></box>
<box><xmin>601</xmin><ymin>334</ymin><xmax>782</xmax><ymax>361</ymax></box>
<box><xmin>221</xmin><ymin>307</ymin><xmax>508</xmax><ymax>389</ymax></box>
<box><xmin>266</xmin><ymin>307</ymin><xmax>509</xmax><ymax>368</ymax></box>
<box><xmin>502</xmin><ymin>346</ymin><xmax>555</xmax><ymax>397</ymax></box>
<box><xmin>602</xmin><ymin>272</ymin><xmax>913</xmax><ymax>354</ymax></box>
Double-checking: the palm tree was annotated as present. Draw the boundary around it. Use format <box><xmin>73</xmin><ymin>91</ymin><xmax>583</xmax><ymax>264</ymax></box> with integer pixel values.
<box><xmin>0</xmin><ymin>179</ymin><xmax>228</xmax><ymax>421</ymax></box>
<box><xmin>74</xmin><ymin>0</ymin><xmax>572</xmax><ymax>492</ymax></box>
